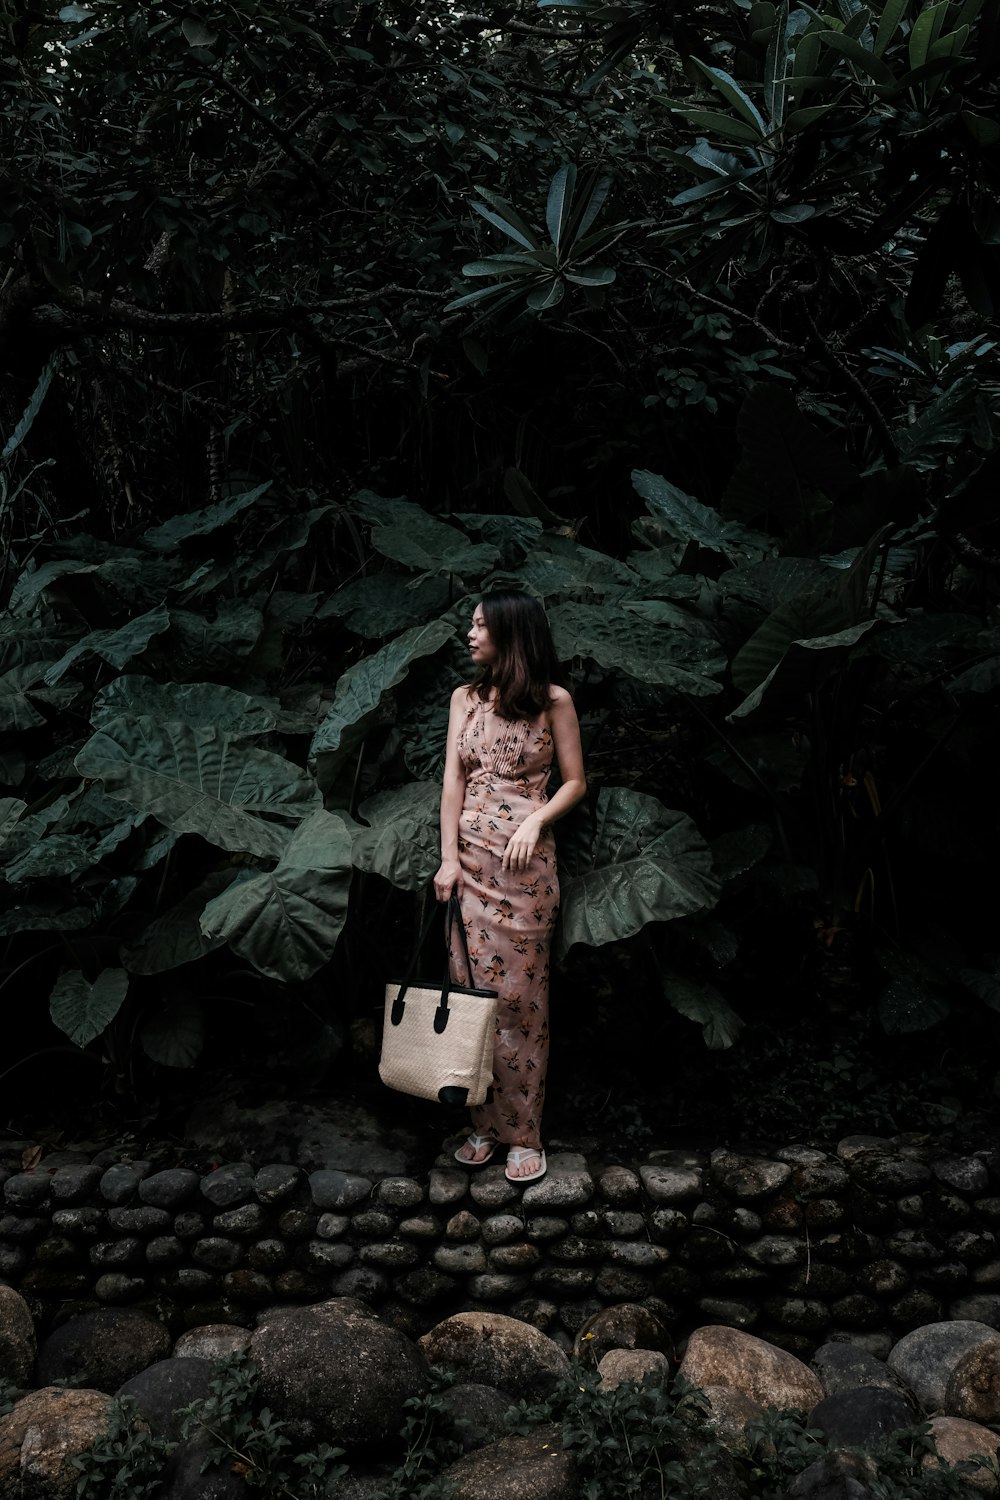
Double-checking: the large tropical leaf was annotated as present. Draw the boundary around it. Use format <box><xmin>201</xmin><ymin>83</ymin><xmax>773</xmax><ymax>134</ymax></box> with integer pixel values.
<box><xmin>4</xmin><ymin>833</ymin><xmax>96</xmax><ymax>884</ymax></box>
<box><xmin>140</xmin><ymin>998</ymin><xmax>206</xmax><ymax>1068</ymax></box>
<box><xmin>8</xmin><ymin>559</ymin><xmax>100</xmax><ymax>613</ymax></box>
<box><xmin>121</xmin><ymin>870</ymin><xmax>240</xmax><ymax>974</ymax></box>
<box><xmin>729</xmin><ymin>621</ymin><xmax>884</xmax><ymax>721</ymax></box>
<box><xmin>142</xmin><ymin>482</ymin><xmax>271</xmax><ymax>549</ymax></box>
<box><xmin>49</xmin><ymin>967</ymin><xmax>129</xmax><ymax>1047</ymax></box>
<box><xmin>199</xmin><ymin>810</ymin><xmax>353</xmax><ymax>982</ymax></box>
<box><xmin>91</xmin><ymin>677</ymin><xmax>279</xmax><ymax>734</ymax></box>
<box><xmin>75</xmin><ymin>717</ymin><xmax>319</xmax><ymax>859</ymax></box>
<box><xmin>664</xmin><ymin>972</ymin><xmax>744</xmax><ymax>1049</ymax></box>
<box><xmin>548</xmin><ymin>602</ymin><xmax>725</xmax><ymax>694</ymax></box>
<box><xmin>556</xmin><ymin>787</ymin><xmax>720</xmax><ymax>958</ymax></box>
<box><xmin>318</xmin><ymin>574</ymin><xmax>451</xmax><ymax>638</ymax></box>
<box><xmin>44</xmin><ymin>606</ymin><xmax>172</xmax><ymax>685</ymax></box>
<box><xmin>0</xmin><ymin>798</ymin><xmax>26</xmax><ymax>845</ymax></box>
<box><xmin>309</xmin><ymin>618</ymin><xmax>454</xmax><ymax>791</ymax></box>
<box><xmin>352</xmin><ymin>781</ymin><xmax>440</xmax><ymax>890</ymax></box>
<box><xmin>170</xmin><ymin>603</ymin><xmax>263</xmax><ymax>667</ymax></box>
<box><xmin>632</xmin><ymin>470</ymin><xmax>770</xmax><ymax>559</ymax></box>
<box><xmin>368</xmin><ymin>515</ymin><xmax>499</xmax><ymax>580</ymax></box>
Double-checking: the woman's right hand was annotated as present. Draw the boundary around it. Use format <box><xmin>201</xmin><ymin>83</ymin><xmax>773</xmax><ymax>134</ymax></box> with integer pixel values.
<box><xmin>433</xmin><ymin>859</ymin><xmax>463</xmax><ymax>903</ymax></box>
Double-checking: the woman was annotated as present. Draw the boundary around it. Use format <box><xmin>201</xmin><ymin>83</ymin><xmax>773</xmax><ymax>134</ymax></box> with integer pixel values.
<box><xmin>433</xmin><ymin>590</ymin><xmax>586</xmax><ymax>1183</ymax></box>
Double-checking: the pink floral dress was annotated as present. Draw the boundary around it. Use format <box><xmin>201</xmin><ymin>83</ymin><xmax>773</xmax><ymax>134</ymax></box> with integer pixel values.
<box><xmin>452</xmin><ymin>694</ymin><xmax>559</xmax><ymax>1150</ymax></box>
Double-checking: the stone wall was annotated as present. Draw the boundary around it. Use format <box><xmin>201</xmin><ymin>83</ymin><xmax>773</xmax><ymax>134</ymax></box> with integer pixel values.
<box><xmin>3</xmin><ymin>1135</ymin><xmax>1000</xmax><ymax>1350</ymax></box>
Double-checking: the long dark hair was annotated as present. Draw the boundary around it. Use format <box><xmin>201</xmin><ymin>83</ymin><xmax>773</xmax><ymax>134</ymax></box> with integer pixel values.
<box><xmin>474</xmin><ymin>590</ymin><xmax>563</xmax><ymax>721</ymax></box>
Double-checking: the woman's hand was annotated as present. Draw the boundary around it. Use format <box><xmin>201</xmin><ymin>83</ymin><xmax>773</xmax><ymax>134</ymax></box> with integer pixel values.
<box><xmin>502</xmin><ymin>813</ymin><xmax>544</xmax><ymax>873</ymax></box>
<box><xmin>433</xmin><ymin>858</ymin><xmax>463</xmax><ymax>903</ymax></box>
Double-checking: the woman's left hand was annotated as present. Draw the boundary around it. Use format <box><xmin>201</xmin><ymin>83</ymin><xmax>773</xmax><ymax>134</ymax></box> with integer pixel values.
<box><xmin>502</xmin><ymin>814</ymin><xmax>545</xmax><ymax>872</ymax></box>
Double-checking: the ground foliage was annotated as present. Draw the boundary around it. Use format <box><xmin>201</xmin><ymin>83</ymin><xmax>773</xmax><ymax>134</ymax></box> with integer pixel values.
<box><xmin>1</xmin><ymin>0</ymin><xmax>999</xmax><ymax>1122</ymax></box>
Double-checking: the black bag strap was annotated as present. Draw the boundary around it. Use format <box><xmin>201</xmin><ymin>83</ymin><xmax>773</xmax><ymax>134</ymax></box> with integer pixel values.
<box><xmin>395</xmin><ymin>891</ymin><xmax>475</xmax><ymax>1007</ymax></box>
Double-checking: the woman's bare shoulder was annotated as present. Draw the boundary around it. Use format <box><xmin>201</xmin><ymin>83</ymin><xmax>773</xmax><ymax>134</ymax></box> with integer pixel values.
<box><xmin>547</xmin><ymin>684</ymin><xmax>574</xmax><ymax>708</ymax></box>
<box><xmin>451</xmin><ymin>683</ymin><xmax>477</xmax><ymax>707</ymax></box>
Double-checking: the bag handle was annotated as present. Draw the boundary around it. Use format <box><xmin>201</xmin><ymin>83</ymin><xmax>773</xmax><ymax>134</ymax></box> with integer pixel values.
<box><xmin>394</xmin><ymin>890</ymin><xmax>475</xmax><ymax>1017</ymax></box>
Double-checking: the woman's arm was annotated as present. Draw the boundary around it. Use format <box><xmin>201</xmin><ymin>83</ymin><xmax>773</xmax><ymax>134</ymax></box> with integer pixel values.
<box><xmin>433</xmin><ymin>687</ymin><xmax>471</xmax><ymax>902</ymax></box>
<box><xmin>502</xmin><ymin>686</ymin><xmax>587</xmax><ymax>873</ymax></box>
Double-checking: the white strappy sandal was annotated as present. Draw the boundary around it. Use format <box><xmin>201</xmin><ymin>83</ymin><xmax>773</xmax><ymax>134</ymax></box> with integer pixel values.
<box><xmin>504</xmin><ymin>1148</ymin><xmax>546</xmax><ymax>1184</ymax></box>
<box><xmin>454</xmin><ymin>1134</ymin><xmax>497</xmax><ymax>1166</ymax></box>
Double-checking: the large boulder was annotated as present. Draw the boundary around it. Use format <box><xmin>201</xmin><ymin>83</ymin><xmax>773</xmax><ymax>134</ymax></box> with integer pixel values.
<box><xmin>573</xmin><ymin>1303</ymin><xmax>673</xmax><ymax>1369</ymax></box>
<box><xmin>925</xmin><ymin>1417</ymin><xmax>1000</xmax><ymax>1494</ymax></box>
<box><xmin>597</xmin><ymin>1350</ymin><xmax>669</xmax><ymax>1390</ymax></box>
<box><xmin>250</xmin><ymin>1297</ymin><xmax>430</xmax><ymax>1449</ymax></box>
<box><xmin>946</xmin><ymin>1340</ymin><xmax>1000</xmax><ymax>1425</ymax></box>
<box><xmin>0</xmin><ymin>1287</ymin><xmax>34</xmax><ymax>1388</ymax></box>
<box><xmin>700</xmin><ymin>1386</ymin><xmax>768</xmax><ymax>1455</ymax></box>
<box><xmin>440</xmin><ymin>1384</ymin><xmax>514</xmax><ymax>1454</ymax></box>
<box><xmin>811</xmin><ymin>1342</ymin><xmax>915</xmax><ymax>1407</ymax></box>
<box><xmin>785</xmin><ymin>1451</ymin><xmax>878</xmax><ymax>1500</ymax></box>
<box><xmin>173</xmin><ymin>1324</ymin><xmax>252</xmax><ymax>1361</ymax></box>
<box><xmin>419</xmin><ymin>1312</ymin><xmax>569</xmax><ymax>1398</ymax></box>
<box><xmin>155</xmin><ymin>1431</ymin><xmax>250</xmax><ymax>1499</ymax></box>
<box><xmin>117</xmin><ymin>1357</ymin><xmax>218</xmax><ymax>1441</ymax></box>
<box><xmin>808</xmin><ymin>1389</ymin><xmax>916</xmax><ymax>1451</ymax></box>
<box><xmin>678</xmin><ymin>1326</ymin><xmax>823</xmax><ymax>1413</ymax></box>
<box><xmin>441</xmin><ymin>1426</ymin><xmax>576</xmax><ymax>1500</ymax></box>
<box><xmin>887</xmin><ymin>1322</ymin><xmax>999</xmax><ymax>1413</ymax></box>
<box><xmin>36</xmin><ymin>1308</ymin><xmax>170</xmax><ymax>1393</ymax></box>
<box><xmin>0</xmin><ymin>1387</ymin><xmax>115</xmax><ymax>1500</ymax></box>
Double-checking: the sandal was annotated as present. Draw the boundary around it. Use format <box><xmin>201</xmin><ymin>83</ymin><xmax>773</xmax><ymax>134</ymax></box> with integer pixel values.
<box><xmin>454</xmin><ymin>1134</ymin><xmax>497</xmax><ymax>1167</ymax></box>
<box><xmin>504</xmin><ymin>1148</ymin><xmax>547</xmax><ymax>1184</ymax></box>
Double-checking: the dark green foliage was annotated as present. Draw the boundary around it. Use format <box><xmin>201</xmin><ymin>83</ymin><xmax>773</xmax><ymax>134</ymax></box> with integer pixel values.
<box><xmin>1</xmin><ymin>0</ymin><xmax>999</xmax><ymax>1117</ymax></box>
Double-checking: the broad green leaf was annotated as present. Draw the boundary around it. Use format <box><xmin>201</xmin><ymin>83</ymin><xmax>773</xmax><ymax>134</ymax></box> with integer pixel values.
<box><xmin>181</xmin><ymin>16</ymin><xmax>218</xmax><ymax>47</ymax></box>
<box><xmin>690</xmin><ymin>60</ymin><xmax>767</xmax><ymax>134</ymax></box>
<box><xmin>5</xmin><ymin>832</ymin><xmax>95</xmax><ymax>884</ymax></box>
<box><xmin>877</xmin><ymin>976</ymin><xmax>949</xmax><ymax>1033</ymax></box>
<box><xmin>663</xmin><ymin>106</ymin><xmax>766</xmax><ymax>144</ymax></box>
<box><xmin>549</xmin><ymin>602</ymin><xmax>725</xmax><ymax>693</ymax></box>
<box><xmin>75</xmin><ymin>717</ymin><xmax>319</xmax><ymax>859</ymax></box>
<box><xmin>352</xmin><ymin>781</ymin><xmax>440</xmax><ymax>890</ymax></box>
<box><xmin>729</xmin><ymin>620</ymin><xmax>883</xmax><ymax>720</ymax></box>
<box><xmin>563</xmin><ymin>267</ymin><xmax>615</xmax><ymax>286</ymax></box>
<box><xmin>873</xmin><ymin>0</ymin><xmax>908</xmax><ymax>53</ymax></box>
<box><xmin>908</xmin><ymin>0</ymin><xmax>947</xmax><ymax>66</ymax></box>
<box><xmin>511</xmin><ymin>543</ymin><xmax>634</xmax><ymax>600</ymax></box>
<box><xmin>9</xmin><ymin>560</ymin><xmax>99</xmax><ymax>613</ymax></box>
<box><xmin>44</xmin><ymin>607</ymin><xmax>171</xmax><ymax>685</ymax></box>
<box><xmin>121</xmin><ymin>870</ymin><xmax>240</xmax><ymax>974</ymax></box>
<box><xmin>0</xmin><ymin>902</ymin><xmax>93</xmax><ymax>936</ymax></box>
<box><xmin>730</xmin><ymin>583</ymin><xmax>853</xmax><ymax>691</ymax></box>
<box><xmin>816</xmin><ymin>29</ymin><xmax>893</xmax><ymax>79</ymax></box>
<box><xmin>949</xmin><ymin>656</ymin><xmax>1000</xmax><ymax>694</ymax></box>
<box><xmin>309</xmin><ymin>618</ymin><xmax>454</xmax><ymax>790</ymax></box>
<box><xmin>454</xmin><ymin>513</ymin><xmax>544</xmax><ymax>566</ymax></box>
<box><xmin>472</xmin><ymin>187</ymin><xmax>540</xmax><ymax>250</ymax></box>
<box><xmin>199</xmin><ymin>809</ymin><xmax>354</xmax><ymax>982</ymax></box>
<box><xmin>1</xmin><ymin>356</ymin><xmax>58</xmax><ymax>463</ymax></box>
<box><xmin>632</xmin><ymin>470</ymin><xmax>770</xmax><ymax>559</ymax></box>
<box><xmin>557</xmin><ymin>787</ymin><xmax>720</xmax><ymax>957</ymax></box>
<box><xmin>720</xmin><ymin>557</ymin><xmax>833</xmax><ymax>619</ymax></box>
<box><xmin>143</xmin><ymin>483</ymin><xmax>270</xmax><ymax>550</ymax></box>
<box><xmin>50</xmin><ymin>967</ymin><xmax>129</xmax><ymax>1047</ymax></box>
<box><xmin>170</xmin><ymin>603</ymin><xmax>263</xmax><ymax>665</ymax></box>
<box><xmin>959</xmin><ymin>965</ymin><xmax>1000</xmax><ymax>1012</ymax></box>
<box><xmin>710</xmin><ymin>825</ymin><xmax>774</xmax><ymax>882</ymax></box>
<box><xmin>462</xmin><ymin>258</ymin><xmax>541</xmax><ymax>277</ymax></box>
<box><xmin>317</xmin><ymin>574</ymin><xmax>451</xmax><ymax>637</ymax></box>
<box><xmin>140</xmin><ymin>999</ymin><xmax>206</xmax><ymax>1067</ymax></box>
<box><xmin>546</xmin><ymin>162</ymin><xmax>577</xmax><ymax>253</ymax></box>
<box><xmin>0</xmin><ymin>798</ymin><xmax>26</xmax><ymax>845</ymax></box>
<box><xmin>526</xmin><ymin>279</ymin><xmax>565</xmax><ymax>311</ymax></box>
<box><xmin>664</xmin><ymin>972</ymin><xmax>744</xmax><ymax>1048</ymax></box>
<box><xmin>91</xmin><ymin>677</ymin><xmax>279</xmax><ymax>734</ymax></box>
<box><xmin>369</xmin><ymin>517</ymin><xmax>499</xmax><ymax>578</ymax></box>
<box><xmin>0</xmin><ymin>662</ymin><xmax>49</xmax><ymax>729</ymax></box>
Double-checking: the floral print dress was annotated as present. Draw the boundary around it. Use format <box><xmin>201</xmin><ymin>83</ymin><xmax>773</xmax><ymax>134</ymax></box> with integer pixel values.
<box><xmin>451</xmin><ymin>693</ymin><xmax>559</xmax><ymax>1150</ymax></box>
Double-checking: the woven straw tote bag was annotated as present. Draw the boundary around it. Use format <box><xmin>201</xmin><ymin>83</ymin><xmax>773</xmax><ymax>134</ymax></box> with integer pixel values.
<box><xmin>380</xmin><ymin>893</ymin><xmax>498</xmax><ymax>1107</ymax></box>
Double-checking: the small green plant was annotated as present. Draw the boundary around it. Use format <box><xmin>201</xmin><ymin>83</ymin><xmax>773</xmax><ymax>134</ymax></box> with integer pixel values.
<box><xmin>506</xmin><ymin>1363</ymin><xmax>721</xmax><ymax>1500</ymax></box>
<box><xmin>71</xmin><ymin>1354</ymin><xmax>348</xmax><ymax>1500</ymax></box>
<box><xmin>385</xmin><ymin>1371</ymin><xmax>464</xmax><ymax>1500</ymax></box>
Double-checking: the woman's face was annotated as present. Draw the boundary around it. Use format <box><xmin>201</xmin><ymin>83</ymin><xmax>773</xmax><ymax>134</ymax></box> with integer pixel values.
<box><xmin>468</xmin><ymin>604</ymin><xmax>499</xmax><ymax>667</ymax></box>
